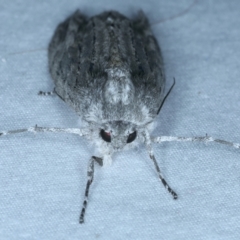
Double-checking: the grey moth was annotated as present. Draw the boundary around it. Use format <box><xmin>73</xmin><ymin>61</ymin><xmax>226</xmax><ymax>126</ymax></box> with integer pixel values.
<box><xmin>2</xmin><ymin>10</ymin><xmax>239</xmax><ymax>224</ymax></box>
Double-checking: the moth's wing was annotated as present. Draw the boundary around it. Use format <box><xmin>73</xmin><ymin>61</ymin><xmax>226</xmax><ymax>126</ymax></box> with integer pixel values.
<box><xmin>131</xmin><ymin>11</ymin><xmax>166</xmax><ymax>116</ymax></box>
<box><xmin>48</xmin><ymin>10</ymin><xmax>88</xmax><ymax>104</ymax></box>
<box><xmin>48</xmin><ymin>11</ymin><xmax>165</xmax><ymax>122</ymax></box>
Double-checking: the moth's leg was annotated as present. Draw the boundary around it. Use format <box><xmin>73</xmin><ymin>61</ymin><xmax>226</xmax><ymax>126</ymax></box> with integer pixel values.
<box><xmin>93</xmin><ymin>156</ymin><xmax>103</xmax><ymax>166</ymax></box>
<box><xmin>38</xmin><ymin>88</ymin><xmax>67</xmax><ymax>104</ymax></box>
<box><xmin>152</xmin><ymin>135</ymin><xmax>240</xmax><ymax>150</ymax></box>
<box><xmin>79</xmin><ymin>156</ymin><xmax>102</xmax><ymax>224</ymax></box>
<box><xmin>38</xmin><ymin>88</ymin><xmax>56</xmax><ymax>96</ymax></box>
<box><xmin>0</xmin><ymin>125</ymin><xmax>85</xmax><ymax>137</ymax></box>
<box><xmin>149</xmin><ymin>153</ymin><xmax>178</xmax><ymax>199</ymax></box>
<box><xmin>144</xmin><ymin>131</ymin><xmax>178</xmax><ymax>199</ymax></box>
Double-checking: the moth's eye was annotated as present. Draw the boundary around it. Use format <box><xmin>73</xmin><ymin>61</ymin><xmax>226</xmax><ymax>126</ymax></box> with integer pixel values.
<box><xmin>127</xmin><ymin>131</ymin><xmax>137</xmax><ymax>143</ymax></box>
<box><xmin>100</xmin><ymin>129</ymin><xmax>111</xmax><ymax>142</ymax></box>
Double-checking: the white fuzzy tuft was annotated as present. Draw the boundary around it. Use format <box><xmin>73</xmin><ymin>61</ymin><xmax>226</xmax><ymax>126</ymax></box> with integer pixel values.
<box><xmin>104</xmin><ymin>68</ymin><xmax>135</xmax><ymax>105</ymax></box>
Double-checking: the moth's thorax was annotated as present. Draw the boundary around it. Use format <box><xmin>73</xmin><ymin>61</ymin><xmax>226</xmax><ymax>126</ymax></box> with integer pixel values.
<box><xmin>104</xmin><ymin>68</ymin><xmax>134</xmax><ymax>105</ymax></box>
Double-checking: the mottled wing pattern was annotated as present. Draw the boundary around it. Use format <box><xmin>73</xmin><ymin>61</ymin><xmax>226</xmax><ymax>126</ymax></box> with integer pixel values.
<box><xmin>48</xmin><ymin>11</ymin><xmax>165</xmax><ymax>125</ymax></box>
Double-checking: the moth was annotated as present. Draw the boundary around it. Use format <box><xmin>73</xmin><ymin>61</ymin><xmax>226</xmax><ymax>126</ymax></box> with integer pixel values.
<box><xmin>1</xmin><ymin>10</ymin><xmax>239</xmax><ymax>224</ymax></box>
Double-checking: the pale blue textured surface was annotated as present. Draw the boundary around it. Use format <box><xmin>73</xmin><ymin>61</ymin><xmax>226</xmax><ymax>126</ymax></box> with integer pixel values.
<box><xmin>1</xmin><ymin>1</ymin><xmax>240</xmax><ymax>239</ymax></box>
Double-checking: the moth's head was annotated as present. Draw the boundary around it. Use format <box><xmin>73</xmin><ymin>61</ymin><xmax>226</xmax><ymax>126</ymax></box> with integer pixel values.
<box><xmin>99</xmin><ymin>120</ymin><xmax>139</xmax><ymax>151</ymax></box>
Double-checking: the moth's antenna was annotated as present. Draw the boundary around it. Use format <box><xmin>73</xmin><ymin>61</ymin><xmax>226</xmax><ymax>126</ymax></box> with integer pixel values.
<box><xmin>79</xmin><ymin>156</ymin><xmax>102</xmax><ymax>224</ymax></box>
<box><xmin>0</xmin><ymin>125</ymin><xmax>86</xmax><ymax>137</ymax></box>
<box><xmin>157</xmin><ymin>78</ymin><xmax>175</xmax><ymax>115</ymax></box>
<box><xmin>152</xmin><ymin>134</ymin><xmax>240</xmax><ymax>150</ymax></box>
<box><xmin>151</xmin><ymin>0</ymin><xmax>199</xmax><ymax>25</ymax></box>
<box><xmin>144</xmin><ymin>131</ymin><xmax>178</xmax><ymax>199</ymax></box>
